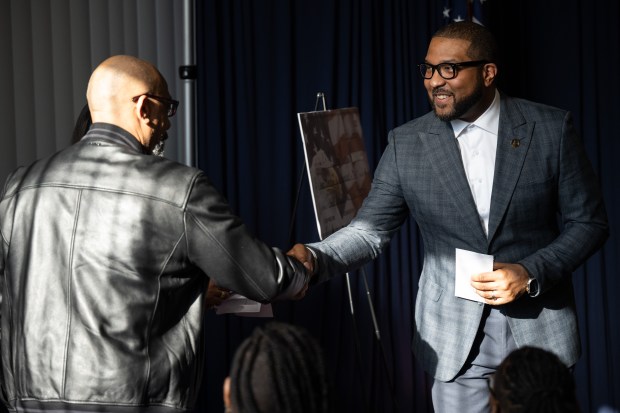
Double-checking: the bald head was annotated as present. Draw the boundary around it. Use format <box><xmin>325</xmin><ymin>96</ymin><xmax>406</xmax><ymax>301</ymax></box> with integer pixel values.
<box><xmin>86</xmin><ymin>55</ymin><xmax>169</xmax><ymax>124</ymax></box>
<box><xmin>85</xmin><ymin>55</ymin><xmax>172</xmax><ymax>153</ymax></box>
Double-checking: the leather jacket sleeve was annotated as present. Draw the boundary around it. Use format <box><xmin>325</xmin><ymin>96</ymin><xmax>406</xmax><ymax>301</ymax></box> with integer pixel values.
<box><xmin>0</xmin><ymin>173</ymin><xmax>9</xmax><ymax>339</ymax></box>
<box><xmin>184</xmin><ymin>173</ymin><xmax>309</xmax><ymax>302</ymax></box>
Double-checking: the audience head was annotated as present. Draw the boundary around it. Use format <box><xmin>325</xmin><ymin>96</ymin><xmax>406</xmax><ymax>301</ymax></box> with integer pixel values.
<box><xmin>489</xmin><ymin>346</ymin><xmax>580</xmax><ymax>413</ymax></box>
<box><xmin>224</xmin><ymin>321</ymin><xmax>333</xmax><ymax>413</ymax></box>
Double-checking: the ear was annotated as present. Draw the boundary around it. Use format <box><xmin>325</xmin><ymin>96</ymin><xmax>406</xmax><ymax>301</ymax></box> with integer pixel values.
<box><xmin>482</xmin><ymin>63</ymin><xmax>498</xmax><ymax>86</ymax></box>
<box><xmin>223</xmin><ymin>376</ymin><xmax>232</xmax><ymax>411</ymax></box>
<box><xmin>133</xmin><ymin>95</ymin><xmax>150</xmax><ymax>120</ymax></box>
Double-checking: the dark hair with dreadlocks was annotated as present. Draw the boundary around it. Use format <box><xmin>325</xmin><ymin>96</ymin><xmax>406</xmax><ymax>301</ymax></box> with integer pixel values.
<box><xmin>228</xmin><ymin>321</ymin><xmax>334</xmax><ymax>413</ymax></box>
<box><xmin>490</xmin><ymin>346</ymin><xmax>580</xmax><ymax>413</ymax></box>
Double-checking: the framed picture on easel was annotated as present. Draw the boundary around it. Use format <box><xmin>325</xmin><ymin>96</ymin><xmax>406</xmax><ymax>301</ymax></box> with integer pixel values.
<box><xmin>297</xmin><ymin>107</ymin><xmax>371</xmax><ymax>239</ymax></box>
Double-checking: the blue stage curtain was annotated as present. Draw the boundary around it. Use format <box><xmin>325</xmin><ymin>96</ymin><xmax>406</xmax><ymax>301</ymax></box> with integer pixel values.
<box><xmin>194</xmin><ymin>1</ymin><xmax>619</xmax><ymax>412</ymax></box>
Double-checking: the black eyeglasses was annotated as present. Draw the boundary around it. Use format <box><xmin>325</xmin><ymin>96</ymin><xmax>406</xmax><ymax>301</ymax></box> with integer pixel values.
<box><xmin>418</xmin><ymin>60</ymin><xmax>488</xmax><ymax>79</ymax></box>
<box><xmin>131</xmin><ymin>93</ymin><xmax>179</xmax><ymax>117</ymax></box>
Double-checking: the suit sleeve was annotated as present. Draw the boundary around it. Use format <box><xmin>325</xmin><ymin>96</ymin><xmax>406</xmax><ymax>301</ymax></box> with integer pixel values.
<box><xmin>308</xmin><ymin>131</ymin><xmax>410</xmax><ymax>282</ymax></box>
<box><xmin>519</xmin><ymin>112</ymin><xmax>609</xmax><ymax>293</ymax></box>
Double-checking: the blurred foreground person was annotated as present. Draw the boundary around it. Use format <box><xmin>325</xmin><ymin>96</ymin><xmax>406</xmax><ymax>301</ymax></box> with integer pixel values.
<box><xmin>223</xmin><ymin>321</ymin><xmax>334</xmax><ymax>413</ymax></box>
<box><xmin>489</xmin><ymin>346</ymin><xmax>580</xmax><ymax>413</ymax></box>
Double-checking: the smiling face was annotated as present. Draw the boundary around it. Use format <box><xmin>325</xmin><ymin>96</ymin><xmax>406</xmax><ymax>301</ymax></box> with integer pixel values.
<box><xmin>424</xmin><ymin>36</ymin><xmax>496</xmax><ymax>122</ymax></box>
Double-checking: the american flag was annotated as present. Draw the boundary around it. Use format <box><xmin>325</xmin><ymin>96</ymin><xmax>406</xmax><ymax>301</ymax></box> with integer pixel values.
<box><xmin>442</xmin><ymin>0</ymin><xmax>490</xmax><ymax>25</ymax></box>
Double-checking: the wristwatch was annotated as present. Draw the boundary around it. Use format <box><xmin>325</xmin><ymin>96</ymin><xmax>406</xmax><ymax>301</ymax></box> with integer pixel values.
<box><xmin>526</xmin><ymin>277</ymin><xmax>539</xmax><ymax>297</ymax></box>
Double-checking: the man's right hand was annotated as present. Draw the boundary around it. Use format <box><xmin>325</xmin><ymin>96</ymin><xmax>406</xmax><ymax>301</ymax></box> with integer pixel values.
<box><xmin>287</xmin><ymin>243</ymin><xmax>316</xmax><ymax>274</ymax></box>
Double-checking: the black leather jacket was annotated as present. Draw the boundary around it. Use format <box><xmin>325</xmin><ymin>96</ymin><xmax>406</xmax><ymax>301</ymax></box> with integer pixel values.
<box><xmin>0</xmin><ymin>123</ymin><xmax>308</xmax><ymax>412</ymax></box>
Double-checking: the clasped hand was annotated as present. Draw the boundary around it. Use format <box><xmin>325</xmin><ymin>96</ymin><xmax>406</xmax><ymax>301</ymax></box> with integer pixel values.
<box><xmin>470</xmin><ymin>262</ymin><xmax>530</xmax><ymax>305</ymax></box>
<box><xmin>287</xmin><ymin>243</ymin><xmax>315</xmax><ymax>273</ymax></box>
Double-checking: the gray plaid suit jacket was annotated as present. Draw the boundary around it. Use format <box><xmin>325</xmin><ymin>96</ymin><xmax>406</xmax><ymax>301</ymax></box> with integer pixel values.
<box><xmin>308</xmin><ymin>94</ymin><xmax>608</xmax><ymax>381</ymax></box>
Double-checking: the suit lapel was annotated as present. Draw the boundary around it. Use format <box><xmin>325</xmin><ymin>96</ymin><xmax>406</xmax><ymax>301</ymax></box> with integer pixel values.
<box><xmin>487</xmin><ymin>96</ymin><xmax>533</xmax><ymax>243</ymax></box>
<box><xmin>425</xmin><ymin>118</ymin><xmax>488</xmax><ymax>249</ymax></box>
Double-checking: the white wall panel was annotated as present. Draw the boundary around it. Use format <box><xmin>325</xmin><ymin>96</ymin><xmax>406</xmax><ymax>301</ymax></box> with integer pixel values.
<box><xmin>50</xmin><ymin>0</ymin><xmax>76</xmax><ymax>150</ymax></box>
<box><xmin>1</xmin><ymin>0</ymin><xmax>188</xmax><ymax>184</ymax></box>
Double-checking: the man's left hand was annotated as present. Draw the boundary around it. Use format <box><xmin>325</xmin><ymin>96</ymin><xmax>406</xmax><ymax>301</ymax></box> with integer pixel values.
<box><xmin>205</xmin><ymin>279</ymin><xmax>232</xmax><ymax>309</ymax></box>
<box><xmin>470</xmin><ymin>262</ymin><xmax>530</xmax><ymax>305</ymax></box>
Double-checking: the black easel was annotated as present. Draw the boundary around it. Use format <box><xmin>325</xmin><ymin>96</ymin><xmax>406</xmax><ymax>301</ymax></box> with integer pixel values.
<box><xmin>289</xmin><ymin>92</ymin><xmax>400</xmax><ymax>412</ymax></box>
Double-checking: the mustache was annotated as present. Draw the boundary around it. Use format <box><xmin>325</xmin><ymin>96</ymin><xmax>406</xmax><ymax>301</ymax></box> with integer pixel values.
<box><xmin>432</xmin><ymin>88</ymin><xmax>454</xmax><ymax>97</ymax></box>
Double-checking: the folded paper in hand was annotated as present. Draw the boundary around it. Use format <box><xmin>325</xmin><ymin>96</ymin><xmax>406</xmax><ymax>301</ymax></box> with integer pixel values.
<box><xmin>454</xmin><ymin>248</ymin><xmax>493</xmax><ymax>303</ymax></box>
<box><xmin>215</xmin><ymin>294</ymin><xmax>273</xmax><ymax>317</ymax></box>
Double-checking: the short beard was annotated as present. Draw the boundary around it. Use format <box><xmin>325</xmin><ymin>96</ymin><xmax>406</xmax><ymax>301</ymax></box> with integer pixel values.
<box><xmin>151</xmin><ymin>140</ymin><xmax>166</xmax><ymax>157</ymax></box>
<box><xmin>432</xmin><ymin>80</ymin><xmax>484</xmax><ymax>122</ymax></box>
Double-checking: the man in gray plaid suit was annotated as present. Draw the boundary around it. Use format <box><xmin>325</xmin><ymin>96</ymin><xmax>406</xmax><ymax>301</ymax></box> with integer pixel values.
<box><xmin>288</xmin><ymin>21</ymin><xmax>608</xmax><ymax>412</ymax></box>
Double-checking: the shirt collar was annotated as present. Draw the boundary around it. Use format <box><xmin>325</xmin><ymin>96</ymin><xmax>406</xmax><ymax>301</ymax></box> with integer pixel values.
<box><xmin>451</xmin><ymin>89</ymin><xmax>501</xmax><ymax>138</ymax></box>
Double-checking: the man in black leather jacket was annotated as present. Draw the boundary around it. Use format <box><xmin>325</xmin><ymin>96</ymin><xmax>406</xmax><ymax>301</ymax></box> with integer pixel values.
<box><xmin>0</xmin><ymin>55</ymin><xmax>310</xmax><ymax>413</ymax></box>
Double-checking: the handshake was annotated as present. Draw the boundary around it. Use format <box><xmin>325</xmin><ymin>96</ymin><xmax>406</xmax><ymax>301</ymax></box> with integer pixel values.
<box><xmin>207</xmin><ymin>243</ymin><xmax>318</xmax><ymax>309</ymax></box>
<box><xmin>286</xmin><ymin>243</ymin><xmax>318</xmax><ymax>300</ymax></box>
<box><xmin>287</xmin><ymin>243</ymin><xmax>317</xmax><ymax>274</ymax></box>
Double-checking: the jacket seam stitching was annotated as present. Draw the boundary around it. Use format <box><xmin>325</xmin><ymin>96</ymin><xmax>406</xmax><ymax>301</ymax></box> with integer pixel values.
<box><xmin>11</xmin><ymin>185</ymin><xmax>185</xmax><ymax>208</ymax></box>
<box><xmin>61</xmin><ymin>189</ymin><xmax>82</xmax><ymax>396</ymax></box>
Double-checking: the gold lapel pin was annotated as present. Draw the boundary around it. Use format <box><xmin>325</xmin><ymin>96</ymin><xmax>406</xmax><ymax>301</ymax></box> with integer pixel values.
<box><xmin>511</xmin><ymin>138</ymin><xmax>520</xmax><ymax>148</ymax></box>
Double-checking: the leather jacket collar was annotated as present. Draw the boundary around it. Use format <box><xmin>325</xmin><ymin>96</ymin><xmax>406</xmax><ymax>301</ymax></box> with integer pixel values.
<box><xmin>81</xmin><ymin>122</ymin><xmax>147</xmax><ymax>154</ymax></box>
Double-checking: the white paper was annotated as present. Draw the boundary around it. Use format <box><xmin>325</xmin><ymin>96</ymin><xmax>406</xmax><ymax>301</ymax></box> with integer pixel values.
<box><xmin>215</xmin><ymin>294</ymin><xmax>273</xmax><ymax>318</ymax></box>
<box><xmin>455</xmin><ymin>248</ymin><xmax>493</xmax><ymax>303</ymax></box>
<box><xmin>236</xmin><ymin>303</ymin><xmax>273</xmax><ymax>318</ymax></box>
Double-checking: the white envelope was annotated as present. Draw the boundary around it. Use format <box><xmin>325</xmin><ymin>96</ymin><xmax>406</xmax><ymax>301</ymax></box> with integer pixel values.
<box><xmin>454</xmin><ymin>248</ymin><xmax>493</xmax><ymax>303</ymax></box>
